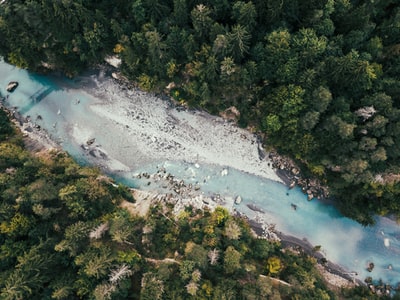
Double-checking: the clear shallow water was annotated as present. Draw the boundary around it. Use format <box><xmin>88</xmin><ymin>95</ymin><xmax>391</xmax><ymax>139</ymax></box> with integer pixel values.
<box><xmin>1</xmin><ymin>60</ymin><xmax>399</xmax><ymax>287</ymax></box>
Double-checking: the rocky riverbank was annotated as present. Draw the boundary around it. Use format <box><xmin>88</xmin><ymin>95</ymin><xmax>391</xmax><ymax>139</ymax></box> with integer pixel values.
<box><xmin>124</xmin><ymin>166</ymin><xmax>363</xmax><ymax>291</ymax></box>
<box><xmin>3</xmin><ymin>64</ymin><xmax>398</xmax><ymax>295</ymax></box>
<box><xmin>268</xmin><ymin>150</ymin><xmax>330</xmax><ymax>201</ymax></box>
<box><xmin>247</xmin><ymin>217</ymin><xmax>363</xmax><ymax>289</ymax></box>
<box><xmin>94</xmin><ymin>68</ymin><xmax>331</xmax><ymax>203</ymax></box>
<box><xmin>0</xmin><ymin>96</ymin><xmax>60</xmax><ymax>152</ymax></box>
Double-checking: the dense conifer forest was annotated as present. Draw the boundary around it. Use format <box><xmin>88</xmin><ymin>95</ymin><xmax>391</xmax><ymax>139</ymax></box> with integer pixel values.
<box><xmin>2</xmin><ymin>0</ymin><xmax>399</xmax><ymax>225</ymax></box>
<box><xmin>1</xmin><ymin>0</ymin><xmax>400</xmax><ymax>295</ymax></box>
<box><xmin>0</xmin><ymin>4</ymin><xmax>399</xmax><ymax>225</ymax></box>
<box><xmin>3</xmin><ymin>111</ymin><xmax>394</xmax><ymax>299</ymax></box>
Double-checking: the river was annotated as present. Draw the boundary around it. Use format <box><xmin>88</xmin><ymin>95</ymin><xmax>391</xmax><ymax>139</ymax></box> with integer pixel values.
<box><xmin>1</xmin><ymin>59</ymin><xmax>399</xmax><ymax>288</ymax></box>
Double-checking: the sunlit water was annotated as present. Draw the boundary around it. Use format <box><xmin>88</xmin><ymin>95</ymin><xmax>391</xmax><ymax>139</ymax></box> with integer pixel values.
<box><xmin>1</xmin><ymin>60</ymin><xmax>399</xmax><ymax>287</ymax></box>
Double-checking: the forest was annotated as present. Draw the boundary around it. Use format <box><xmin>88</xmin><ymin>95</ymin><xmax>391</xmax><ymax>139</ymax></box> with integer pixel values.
<box><xmin>0</xmin><ymin>3</ymin><xmax>399</xmax><ymax>225</ymax></box>
<box><xmin>1</xmin><ymin>108</ymin><xmax>396</xmax><ymax>300</ymax></box>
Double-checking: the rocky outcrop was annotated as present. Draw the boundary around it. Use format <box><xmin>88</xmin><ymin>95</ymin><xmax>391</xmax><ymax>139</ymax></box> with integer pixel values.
<box><xmin>269</xmin><ymin>151</ymin><xmax>329</xmax><ymax>200</ymax></box>
<box><xmin>365</xmin><ymin>276</ymin><xmax>394</xmax><ymax>297</ymax></box>
<box><xmin>235</xmin><ymin>195</ymin><xmax>242</xmax><ymax>204</ymax></box>
<box><xmin>6</xmin><ymin>81</ymin><xmax>18</xmax><ymax>92</ymax></box>
<box><xmin>247</xmin><ymin>203</ymin><xmax>265</xmax><ymax>213</ymax></box>
<box><xmin>0</xmin><ymin>103</ymin><xmax>60</xmax><ymax>152</ymax></box>
<box><xmin>132</xmin><ymin>167</ymin><xmax>234</xmax><ymax>216</ymax></box>
<box><xmin>86</xmin><ymin>138</ymin><xmax>96</xmax><ymax>146</ymax></box>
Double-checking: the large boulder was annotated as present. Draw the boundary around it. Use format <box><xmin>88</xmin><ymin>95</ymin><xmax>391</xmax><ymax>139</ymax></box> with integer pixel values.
<box><xmin>235</xmin><ymin>195</ymin><xmax>242</xmax><ymax>204</ymax></box>
<box><xmin>6</xmin><ymin>81</ymin><xmax>18</xmax><ymax>93</ymax></box>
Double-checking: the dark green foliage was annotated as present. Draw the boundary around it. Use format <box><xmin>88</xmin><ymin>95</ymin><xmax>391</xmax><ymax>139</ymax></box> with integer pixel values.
<box><xmin>0</xmin><ymin>0</ymin><xmax>399</xmax><ymax>226</ymax></box>
<box><xmin>0</xmin><ymin>126</ymin><xmax>138</xmax><ymax>299</ymax></box>
<box><xmin>0</xmin><ymin>0</ymin><xmax>116</xmax><ymax>76</ymax></box>
<box><xmin>341</xmin><ymin>285</ymin><xmax>392</xmax><ymax>300</ymax></box>
<box><xmin>0</xmin><ymin>119</ymin><xmax>397</xmax><ymax>298</ymax></box>
<box><xmin>0</xmin><ymin>109</ymin><xmax>13</xmax><ymax>141</ymax></box>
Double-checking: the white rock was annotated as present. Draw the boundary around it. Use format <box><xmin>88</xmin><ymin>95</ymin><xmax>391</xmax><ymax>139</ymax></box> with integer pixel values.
<box><xmin>105</xmin><ymin>55</ymin><xmax>122</xmax><ymax>68</ymax></box>
<box><xmin>384</xmin><ymin>238</ymin><xmax>390</xmax><ymax>247</ymax></box>
<box><xmin>235</xmin><ymin>195</ymin><xmax>242</xmax><ymax>204</ymax></box>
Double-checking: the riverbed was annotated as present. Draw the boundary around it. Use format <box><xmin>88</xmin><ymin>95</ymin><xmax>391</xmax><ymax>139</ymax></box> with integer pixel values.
<box><xmin>1</xmin><ymin>60</ymin><xmax>399</xmax><ymax>288</ymax></box>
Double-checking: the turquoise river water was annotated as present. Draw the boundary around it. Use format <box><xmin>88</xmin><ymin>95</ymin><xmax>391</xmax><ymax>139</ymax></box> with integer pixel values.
<box><xmin>1</xmin><ymin>60</ymin><xmax>399</xmax><ymax>288</ymax></box>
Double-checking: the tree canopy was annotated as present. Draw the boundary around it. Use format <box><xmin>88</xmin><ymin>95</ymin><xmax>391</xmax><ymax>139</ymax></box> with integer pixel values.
<box><xmin>1</xmin><ymin>0</ymin><xmax>400</xmax><ymax>224</ymax></box>
<box><xmin>1</xmin><ymin>111</ymin><xmax>394</xmax><ymax>299</ymax></box>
